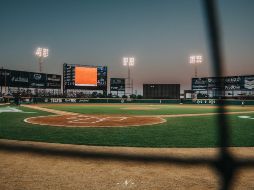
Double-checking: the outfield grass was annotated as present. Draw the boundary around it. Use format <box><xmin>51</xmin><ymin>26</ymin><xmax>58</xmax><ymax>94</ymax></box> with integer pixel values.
<box><xmin>42</xmin><ymin>104</ymin><xmax>253</xmax><ymax>115</ymax></box>
<box><xmin>0</xmin><ymin>105</ymin><xmax>254</xmax><ymax>147</ymax></box>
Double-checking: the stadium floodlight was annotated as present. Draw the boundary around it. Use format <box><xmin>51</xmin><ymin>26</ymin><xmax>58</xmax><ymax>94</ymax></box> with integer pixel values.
<box><xmin>35</xmin><ymin>47</ymin><xmax>49</xmax><ymax>72</ymax></box>
<box><xmin>123</xmin><ymin>57</ymin><xmax>135</xmax><ymax>95</ymax></box>
<box><xmin>129</xmin><ymin>57</ymin><xmax>135</xmax><ymax>66</ymax></box>
<box><xmin>123</xmin><ymin>57</ymin><xmax>135</xmax><ymax>66</ymax></box>
<box><xmin>35</xmin><ymin>47</ymin><xmax>48</xmax><ymax>58</ymax></box>
<box><xmin>189</xmin><ymin>55</ymin><xmax>202</xmax><ymax>77</ymax></box>
<box><xmin>35</xmin><ymin>48</ymin><xmax>42</xmax><ymax>57</ymax></box>
<box><xmin>123</xmin><ymin>57</ymin><xmax>129</xmax><ymax>66</ymax></box>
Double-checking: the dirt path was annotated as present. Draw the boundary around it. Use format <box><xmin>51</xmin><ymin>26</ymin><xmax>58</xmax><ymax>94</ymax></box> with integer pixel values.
<box><xmin>157</xmin><ymin>110</ymin><xmax>254</xmax><ymax>118</ymax></box>
<box><xmin>0</xmin><ymin>139</ymin><xmax>253</xmax><ymax>190</ymax></box>
<box><xmin>22</xmin><ymin>104</ymin><xmax>77</xmax><ymax>115</ymax></box>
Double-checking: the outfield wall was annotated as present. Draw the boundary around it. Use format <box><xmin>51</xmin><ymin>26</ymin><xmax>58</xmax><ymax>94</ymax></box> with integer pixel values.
<box><xmin>1</xmin><ymin>97</ymin><xmax>254</xmax><ymax>105</ymax></box>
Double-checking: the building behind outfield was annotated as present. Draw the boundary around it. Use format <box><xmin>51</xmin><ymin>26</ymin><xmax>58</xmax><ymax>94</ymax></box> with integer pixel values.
<box><xmin>143</xmin><ymin>84</ymin><xmax>180</xmax><ymax>99</ymax></box>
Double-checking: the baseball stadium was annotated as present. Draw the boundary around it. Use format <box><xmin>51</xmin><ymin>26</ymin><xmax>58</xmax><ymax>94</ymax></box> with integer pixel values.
<box><xmin>1</xmin><ymin>1</ymin><xmax>254</xmax><ymax>190</ymax></box>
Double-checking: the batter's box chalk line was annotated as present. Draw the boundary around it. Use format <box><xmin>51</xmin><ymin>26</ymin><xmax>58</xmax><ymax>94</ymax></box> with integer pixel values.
<box><xmin>67</xmin><ymin>115</ymin><xmax>128</xmax><ymax>124</ymax></box>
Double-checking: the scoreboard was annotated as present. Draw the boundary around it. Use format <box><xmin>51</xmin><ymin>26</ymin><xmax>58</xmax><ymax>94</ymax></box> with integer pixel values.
<box><xmin>63</xmin><ymin>63</ymin><xmax>107</xmax><ymax>90</ymax></box>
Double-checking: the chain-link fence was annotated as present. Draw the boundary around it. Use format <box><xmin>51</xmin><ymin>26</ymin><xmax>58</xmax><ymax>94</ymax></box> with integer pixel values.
<box><xmin>1</xmin><ymin>1</ymin><xmax>254</xmax><ymax>190</ymax></box>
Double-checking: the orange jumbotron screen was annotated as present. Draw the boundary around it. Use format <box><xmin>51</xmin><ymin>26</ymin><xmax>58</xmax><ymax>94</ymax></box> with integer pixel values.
<box><xmin>75</xmin><ymin>67</ymin><xmax>97</xmax><ymax>86</ymax></box>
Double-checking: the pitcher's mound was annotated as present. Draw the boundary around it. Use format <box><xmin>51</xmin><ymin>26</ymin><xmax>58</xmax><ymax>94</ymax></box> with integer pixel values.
<box><xmin>25</xmin><ymin>114</ymin><xmax>166</xmax><ymax>127</ymax></box>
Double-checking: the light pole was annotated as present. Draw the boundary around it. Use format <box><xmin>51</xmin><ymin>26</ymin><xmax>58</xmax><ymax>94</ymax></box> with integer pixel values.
<box><xmin>189</xmin><ymin>55</ymin><xmax>202</xmax><ymax>77</ymax></box>
<box><xmin>123</xmin><ymin>57</ymin><xmax>135</xmax><ymax>95</ymax></box>
<box><xmin>35</xmin><ymin>47</ymin><xmax>49</xmax><ymax>73</ymax></box>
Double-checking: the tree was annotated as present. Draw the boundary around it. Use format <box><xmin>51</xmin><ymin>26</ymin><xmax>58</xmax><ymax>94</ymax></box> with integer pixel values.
<box><xmin>137</xmin><ymin>95</ymin><xmax>143</xmax><ymax>99</ymax></box>
<box><xmin>129</xmin><ymin>94</ymin><xmax>137</xmax><ymax>99</ymax></box>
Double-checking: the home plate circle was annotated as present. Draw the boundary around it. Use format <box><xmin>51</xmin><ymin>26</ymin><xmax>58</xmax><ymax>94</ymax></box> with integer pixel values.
<box><xmin>24</xmin><ymin>114</ymin><xmax>166</xmax><ymax>127</ymax></box>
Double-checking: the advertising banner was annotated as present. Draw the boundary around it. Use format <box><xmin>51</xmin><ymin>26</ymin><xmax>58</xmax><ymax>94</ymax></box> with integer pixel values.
<box><xmin>243</xmin><ymin>76</ymin><xmax>254</xmax><ymax>90</ymax></box>
<box><xmin>224</xmin><ymin>76</ymin><xmax>242</xmax><ymax>90</ymax></box>
<box><xmin>192</xmin><ymin>75</ymin><xmax>254</xmax><ymax>91</ymax></box>
<box><xmin>46</xmin><ymin>74</ymin><xmax>61</xmax><ymax>89</ymax></box>
<box><xmin>0</xmin><ymin>70</ymin><xmax>29</xmax><ymax>87</ymax></box>
<box><xmin>0</xmin><ymin>69</ymin><xmax>61</xmax><ymax>89</ymax></box>
<box><xmin>191</xmin><ymin>78</ymin><xmax>207</xmax><ymax>90</ymax></box>
<box><xmin>29</xmin><ymin>72</ymin><xmax>47</xmax><ymax>88</ymax></box>
<box><xmin>110</xmin><ymin>78</ymin><xmax>125</xmax><ymax>91</ymax></box>
<box><xmin>207</xmin><ymin>77</ymin><xmax>222</xmax><ymax>90</ymax></box>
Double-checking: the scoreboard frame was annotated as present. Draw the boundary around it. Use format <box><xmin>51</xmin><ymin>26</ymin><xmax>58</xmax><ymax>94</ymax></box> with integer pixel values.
<box><xmin>63</xmin><ymin>63</ymin><xmax>108</xmax><ymax>93</ymax></box>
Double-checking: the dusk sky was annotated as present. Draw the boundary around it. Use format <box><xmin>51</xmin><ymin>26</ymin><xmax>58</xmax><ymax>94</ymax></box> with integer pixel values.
<box><xmin>0</xmin><ymin>0</ymin><xmax>253</xmax><ymax>94</ymax></box>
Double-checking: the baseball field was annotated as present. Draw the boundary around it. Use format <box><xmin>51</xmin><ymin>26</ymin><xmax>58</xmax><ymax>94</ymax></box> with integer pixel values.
<box><xmin>1</xmin><ymin>103</ymin><xmax>254</xmax><ymax>147</ymax></box>
<box><xmin>1</xmin><ymin>103</ymin><xmax>254</xmax><ymax>189</ymax></box>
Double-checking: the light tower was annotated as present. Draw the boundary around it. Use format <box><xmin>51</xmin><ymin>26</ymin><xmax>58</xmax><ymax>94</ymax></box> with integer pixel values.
<box><xmin>35</xmin><ymin>47</ymin><xmax>49</xmax><ymax>73</ymax></box>
<box><xmin>189</xmin><ymin>55</ymin><xmax>202</xmax><ymax>77</ymax></box>
<box><xmin>123</xmin><ymin>57</ymin><xmax>135</xmax><ymax>95</ymax></box>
